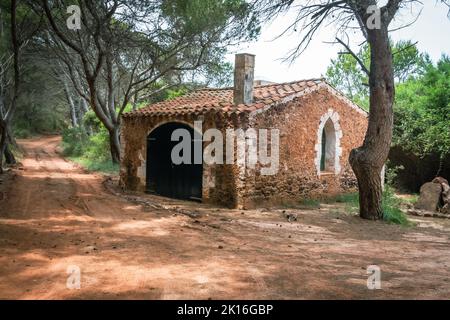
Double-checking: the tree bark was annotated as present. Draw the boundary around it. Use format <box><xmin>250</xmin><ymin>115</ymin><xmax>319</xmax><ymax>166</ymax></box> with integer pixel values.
<box><xmin>0</xmin><ymin>0</ymin><xmax>20</xmax><ymax>173</ymax></box>
<box><xmin>108</xmin><ymin>126</ymin><xmax>121</xmax><ymax>164</ymax></box>
<box><xmin>4</xmin><ymin>143</ymin><xmax>15</xmax><ymax>165</ymax></box>
<box><xmin>349</xmin><ymin>25</ymin><xmax>395</xmax><ymax>220</ymax></box>
<box><xmin>0</xmin><ymin>123</ymin><xmax>17</xmax><ymax>169</ymax></box>
<box><xmin>0</xmin><ymin>125</ymin><xmax>6</xmax><ymax>173</ymax></box>
<box><xmin>62</xmin><ymin>78</ymin><xmax>78</xmax><ymax>127</ymax></box>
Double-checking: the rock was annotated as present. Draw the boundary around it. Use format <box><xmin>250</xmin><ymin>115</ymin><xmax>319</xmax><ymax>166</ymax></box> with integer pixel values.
<box><xmin>83</xmin><ymin>245</ymin><xmax>97</xmax><ymax>253</ymax></box>
<box><xmin>415</xmin><ymin>182</ymin><xmax>442</xmax><ymax>212</ymax></box>
<box><xmin>284</xmin><ymin>212</ymin><xmax>298</xmax><ymax>222</ymax></box>
<box><xmin>441</xmin><ymin>181</ymin><xmax>450</xmax><ymax>206</ymax></box>
<box><xmin>441</xmin><ymin>204</ymin><xmax>450</xmax><ymax>215</ymax></box>
<box><xmin>431</xmin><ymin>177</ymin><xmax>450</xmax><ymax>214</ymax></box>
<box><xmin>432</xmin><ymin>177</ymin><xmax>449</xmax><ymax>185</ymax></box>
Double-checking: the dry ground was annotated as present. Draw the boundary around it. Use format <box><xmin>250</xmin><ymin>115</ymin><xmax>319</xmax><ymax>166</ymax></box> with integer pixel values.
<box><xmin>0</xmin><ymin>136</ymin><xmax>450</xmax><ymax>299</ymax></box>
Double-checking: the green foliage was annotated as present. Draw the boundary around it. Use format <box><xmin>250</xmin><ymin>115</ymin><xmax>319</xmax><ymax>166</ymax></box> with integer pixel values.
<box><xmin>83</xmin><ymin>127</ymin><xmax>111</xmax><ymax>163</ymax></box>
<box><xmin>161</xmin><ymin>0</ymin><xmax>260</xmax><ymax>41</ymax></box>
<box><xmin>166</xmin><ymin>88</ymin><xmax>189</xmax><ymax>100</ymax></box>
<box><xmin>62</xmin><ymin>124</ymin><xmax>116</xmax><ymax>174</ymax></box>
<box><xmin>14</xmin><ymin>127</ymin><xmax>32</xmax><ymax>139</ymax></box>
<box><xmin>382</xmin><ymin>164</ymin><xmax>412</xmax><ymax>226</ymax></box>
<box><xmin>325</xmin><ymin>40</ymin><xmax>427</xmax><ymax>110</ymax></box>
<box><xmin>325</xmin><ymin>192</ymin><xmax>360</xmax><ymax>214</ymax></box>
<box><xmin>326</xmin><ymin>47</ymin><xmax>370</xmax><ymax>109</ymax></box>
<box><xmin>324</xmin><ymin>188</ymin><xmax>410</xmax><ymax>225</ymax></box>
<box><xmin>69</xmin><ymin>156</ymin><xmax>119</xmax><ymax>174</ymax></box>
<box><xmin>382</xmin><ymin>186</ymin><xmax>411</xmax><ymax>226</ymax></box>
<box><xmin>61</xmin><ymin>127</ymin><xmax>89</xmax><ymax>157</ymax></box>
<box><xmin>393</xmin><ymin>55</ymin><xmax>450</xmax><ymax>158</ymax></box>
<box><xmin>332</xmin><ymin>192</ymin><xmax>359</xmax><ymax>204</ymax></box>
<box><xmin>12</xmin><ymin>54</ymin><xmax>67</xmax><ymax>137</ymax></box>
<box><xmin>82</xmin><ymin>110</ymin><xmax>101</xmax><ymax>131</ymax></box>
<box><xmin>297</xmin><ymin>198</ymin><xmax>321</xmax><ymax>209</ymax></box>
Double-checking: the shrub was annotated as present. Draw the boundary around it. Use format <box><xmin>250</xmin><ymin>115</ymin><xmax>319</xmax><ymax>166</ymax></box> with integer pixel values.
<box><xmin>61</xmin><ymin>127</ymin><xmax>89</xmax><ymax>157</ymax></box>
<box><xmin>61</xmin><ymin>125</ymin><xmax>118</xmax><ymax>174</ymax></box>
<box><xmin>13</xmin><ymin>127</ymin><xmax>33</xmax><ymax>139</ymax></box>
<box><xmin>83</xmin><ymin>127</ymin><xmax>111</xmax><ymax>162</ymax></box>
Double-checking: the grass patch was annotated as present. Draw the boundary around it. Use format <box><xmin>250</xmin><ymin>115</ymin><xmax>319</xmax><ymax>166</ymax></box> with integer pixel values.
<box><xmin>397</xmin><ymin>194</ymin><xmax>419</xmax><ymax>206</ymax></box>
<box><xmin>280</xmin><ymin>198</ymin><xmax>321</xmax><ymax>210</ymax></box>
<box><xmin>382</xmin><ymin>187</ymin><xmax>413</xmax><ymax>226</ymax></box>
<box><xmin>324</xmin><ymin>192</ymin><xmax>359</xmax><ymax>214</ymax></box>
<box><xmin>297</xmin><ymin>198</ymin><xmax>321</xmax><ymax>209</ymax></box>
<box><xmin>70</xmin><ymin>156</ymin><xmax>119</xmax><ymax>174</ymax></box>
<box><xmin>331</xmin><ymin>192</ymin><xmax>359</xmax><ymax>204</ymax></box>
<box><xmin>324</xmin><ymin>190</ymin><xmax>412</xmax><ymax>226</ymax></box>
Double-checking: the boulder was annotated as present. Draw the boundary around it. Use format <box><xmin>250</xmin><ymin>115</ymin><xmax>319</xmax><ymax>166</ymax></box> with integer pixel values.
<box><xmin>415</xmin><ymin>182</ymin><xmax>442</xmax><ymax>212</ymax></box>
<box><xmin>441</xmin><ymin>180</ymin><xmax>450</xmax><ymax>204</ymax></box>
<box><xmin>431</xmin><ymin>177</ymin><xmax>450</xmax><ymax>214</ymax></box>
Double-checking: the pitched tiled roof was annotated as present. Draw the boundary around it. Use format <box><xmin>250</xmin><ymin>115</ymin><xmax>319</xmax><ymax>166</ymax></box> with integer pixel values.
<box><xmin>123</xmin><ymin>78</ymin><xmax>364</xmax><ymax>118</ymax></box>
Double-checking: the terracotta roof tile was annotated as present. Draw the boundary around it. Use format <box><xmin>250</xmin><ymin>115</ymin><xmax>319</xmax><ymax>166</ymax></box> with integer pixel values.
<box><xmin>123</xmin><ymin>78</ymin><xmax>325</xmax><ymax>118</ymax></box>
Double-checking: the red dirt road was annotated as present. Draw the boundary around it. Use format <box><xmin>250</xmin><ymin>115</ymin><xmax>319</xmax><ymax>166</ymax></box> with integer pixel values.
<box><xmin>1</xmin><ymin>136</ymin><xmax>450</xmax><ymax>299</ymax></box>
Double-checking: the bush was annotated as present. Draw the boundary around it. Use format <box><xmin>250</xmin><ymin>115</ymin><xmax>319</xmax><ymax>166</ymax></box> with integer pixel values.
<box><xmin>14</xmin><ymin>127</ymin><xmax>33</xmax><ymax>139</ymax></box>
<box><xmin>62</xmin><ymin>125</ymin><xmax>118</xmax><ymax>174</ymax></box>
<box><xmin>83</xmin><ymin>127</ymin><xmax>111</xmax><ymax>162</ymax></box>
<box><xmin>61</xmin><ymin>127</ymin><xmax>89</xmax><ymax>157</ymax></box>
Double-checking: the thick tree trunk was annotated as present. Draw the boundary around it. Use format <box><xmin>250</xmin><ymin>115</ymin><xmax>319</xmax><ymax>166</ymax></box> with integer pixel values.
<box><xmin>4</xmin><ymin>144</ymin><xmax>16</xmax><ymax>165</ymax></box>
<box><xmin>0</xmin><ymin>124</ymin><xmax>17</xmax><ymax>169</ymax></box>
<box><xmin>349</xmin><ymin>26</ymin><xmax>395</xmax><ymax>220</ymax></box>
<box><xmin>108</xmin><ymin>126</ymin><xmax>121</xmax><ymax>164</ymax></box>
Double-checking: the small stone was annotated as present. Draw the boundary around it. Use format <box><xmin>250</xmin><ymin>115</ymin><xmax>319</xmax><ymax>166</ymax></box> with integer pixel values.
<box><xmin>218</xmin><ymin>245</ymin><xmax>224</xmax><ymax>249</ymax></box>
<box><xmin>83</xmin><ymin>245</ymin><xmax>97</xmax><ymax>252</ymax></box>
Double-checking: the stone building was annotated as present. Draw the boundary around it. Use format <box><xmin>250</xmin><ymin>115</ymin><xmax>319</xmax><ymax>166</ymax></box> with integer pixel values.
<box><xmin>120</xmin><ymin>54</ymin><xmax>368</xmax><ymax>209</ymax></box>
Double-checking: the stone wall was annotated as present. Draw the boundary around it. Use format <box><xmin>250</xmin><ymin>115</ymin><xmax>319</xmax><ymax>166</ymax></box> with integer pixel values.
<box><xmin>120</xmin><ymin>112</ymin><xmax>247</xmax><ymax>208</ymax></box>
<box><xmin>240</xmin><ymin>87</ymin><xmax>368</xmax><ymax>208</ymax></box>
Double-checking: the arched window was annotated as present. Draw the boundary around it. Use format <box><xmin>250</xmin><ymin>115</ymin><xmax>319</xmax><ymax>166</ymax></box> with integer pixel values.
<box><xmin>320</xmin><ymin>119</ymin><xmax>336</xmax><ymax>172</ymax></box>
<box><xmin>315</xmin><ymin>109</ymin><xmax>342</xmax><ymax>175</ymax></box>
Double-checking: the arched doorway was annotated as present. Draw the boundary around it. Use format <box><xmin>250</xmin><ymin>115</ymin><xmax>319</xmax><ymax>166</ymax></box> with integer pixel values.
<box><xmin>146</xmin><ymin>122</ymin><xmax>202</xmax><ymax>201</ymax></box>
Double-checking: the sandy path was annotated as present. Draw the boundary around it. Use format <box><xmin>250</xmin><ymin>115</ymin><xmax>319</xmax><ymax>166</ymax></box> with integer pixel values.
<box><xmin>0</xmin><ymin>136</ymin><xmax>450</xmax><ymax>299</ymax></box>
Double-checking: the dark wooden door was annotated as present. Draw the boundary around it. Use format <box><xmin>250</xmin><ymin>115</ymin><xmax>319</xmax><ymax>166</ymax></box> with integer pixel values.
<box><xmin>146</xmin><ymin>123</ymin><xmax>202</xmax><ymax>201</ymax></box>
